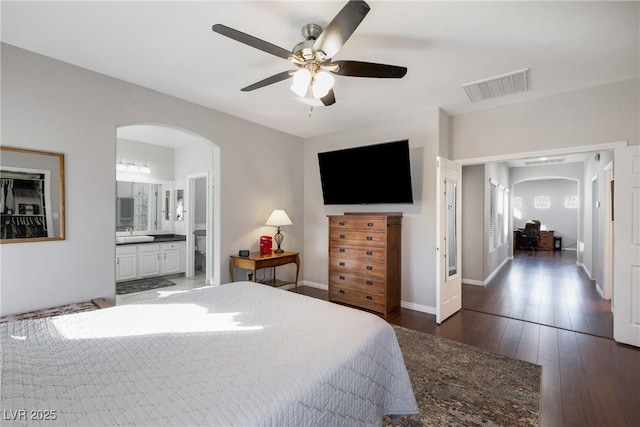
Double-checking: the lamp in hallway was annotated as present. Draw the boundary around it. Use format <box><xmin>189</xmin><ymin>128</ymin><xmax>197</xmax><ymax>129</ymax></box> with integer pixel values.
<box><xmin>266</xmin><ymin>210</ymin><xmax>293</xmax><ymax>253</ymax></box>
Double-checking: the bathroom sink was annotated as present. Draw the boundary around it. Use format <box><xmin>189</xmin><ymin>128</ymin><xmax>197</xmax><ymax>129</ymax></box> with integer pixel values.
<box><xmin>116</xmin><ymin>235</ymin><xmax>155</xmax><ymax>244</ymax></box>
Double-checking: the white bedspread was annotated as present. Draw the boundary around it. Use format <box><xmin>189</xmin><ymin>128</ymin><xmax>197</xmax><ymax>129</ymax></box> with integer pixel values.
<box><xmin>1</xmin><ymin>282</ymin><xmax>417</xmax><ymax>426</ymax></box>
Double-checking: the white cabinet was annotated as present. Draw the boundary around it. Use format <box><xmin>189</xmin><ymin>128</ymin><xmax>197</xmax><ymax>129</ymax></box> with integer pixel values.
<box><xmin>116</xmin><ymin>245</ymin><xmax>138</xmax><ymax>282</ymax></box>
<box><xmin>116</xmin><ymin>240</ymin><xmax>186</xmax><ymax>282</ymax></box>
<box><xmin>138</xmin><ymin>244</ymin><xmax>162</xmax><ymax>278</ymax></box>
<box><xmin>162</xmin><ymin>242</ymin><xmax>183</xmax><ymax>274</ymax></box>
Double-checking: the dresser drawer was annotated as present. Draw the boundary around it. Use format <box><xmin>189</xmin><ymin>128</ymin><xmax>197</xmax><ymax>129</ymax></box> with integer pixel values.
<box><xmin>356</xmin><ymin>217</ymin><xmax>387</xmax><ymax>231</ymax></box>
<box><xmin>329</xmin><ymin>244</ymin><xmax>386</xmax><ymax>262</ymax></box>
<box><xmin>330</xmin><ymin>286</ymin><xmax>385</xmax><ymax>313</ymax></box>
<box><xmin>329</xmin><ymin>217</ymin><xmax>357</xmax><ymax>230</ymax></box>
<box><xmin>330</xmin><ymin>258</ymin><xmax>386</xmax><ymax>278</ymax></box>
<box><xmin>329</xmin><ymin>230</ymin><xmax>386</xmax><ymax>246</ymax></box>
<box><xmin>330</xmin><ymin>272</ymin><xmax>385</xmax><ymax>294</ymax></box>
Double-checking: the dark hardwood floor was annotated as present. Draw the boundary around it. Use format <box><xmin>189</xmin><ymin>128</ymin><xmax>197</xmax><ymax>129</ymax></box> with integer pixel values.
<box><xmin>293</xmin><ymin>259</ymin><xmax>640</xmax><ymax>426</ymax></box>
<box><xmin>463</xmin><ymin>250</ymin><xmax>613</xmax><ymax>339</ymax></box>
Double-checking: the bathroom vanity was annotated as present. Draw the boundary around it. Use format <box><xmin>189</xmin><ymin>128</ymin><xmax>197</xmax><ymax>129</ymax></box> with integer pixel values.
<box><xmin>116</xmin><ymin>235</ymin><xmax>186</xmax><ymax>282</ymax></box>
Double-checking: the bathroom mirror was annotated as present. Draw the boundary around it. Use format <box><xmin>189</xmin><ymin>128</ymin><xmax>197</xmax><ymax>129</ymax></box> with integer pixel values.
<box><xmin>1</xmin><ymin>146</ymin><xmax>65</xmax><ymax>243</ymax></box>
<box><xmin>116</xmin><ymin>180</ymin><xmax>173</xmax><ymax>232</ymax></box>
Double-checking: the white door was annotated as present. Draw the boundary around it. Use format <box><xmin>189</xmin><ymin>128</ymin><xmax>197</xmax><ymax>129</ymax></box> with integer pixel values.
<box><xmin>613</xmin><ymin>145</ymin><xmax>640</xmax><ymax>347</ymax></box>
<box><xmin>436</xmin><ymin>157</ymin><xmax>462</xmax><ymax>324</ymax></box>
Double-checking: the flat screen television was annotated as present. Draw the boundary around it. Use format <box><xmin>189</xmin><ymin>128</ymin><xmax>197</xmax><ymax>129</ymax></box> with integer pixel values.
<box><xmin>317</xmin><ymin>140</ymin><xmax>413</xmax><ymax>205</ymax></box>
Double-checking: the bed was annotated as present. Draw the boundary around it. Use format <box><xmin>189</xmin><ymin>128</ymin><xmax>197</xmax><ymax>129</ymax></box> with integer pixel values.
<box><xmin>1</xmin><ymin>281</ymin><xmax>418</xmax><ymax>426</ymax></box>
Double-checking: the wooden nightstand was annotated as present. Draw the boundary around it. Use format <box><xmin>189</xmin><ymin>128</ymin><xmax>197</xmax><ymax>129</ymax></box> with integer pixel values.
<box><xmin>229</xmin><ymin>251</ymin><xmax>300</xmax><ymax>291</ymax></box>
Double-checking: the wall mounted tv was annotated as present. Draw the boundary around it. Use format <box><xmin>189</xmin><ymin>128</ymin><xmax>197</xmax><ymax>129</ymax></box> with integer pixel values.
<box><xmin>318</xmin><ymin>140</ymin><xmax>413</xmax><ymax>205</ymax></box>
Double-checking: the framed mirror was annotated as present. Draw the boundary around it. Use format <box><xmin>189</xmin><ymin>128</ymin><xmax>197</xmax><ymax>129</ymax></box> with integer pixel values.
<box><xmin>1</xmin><ymin>147</ymin><xmax>65</xmax><ymax>243</ymax></box>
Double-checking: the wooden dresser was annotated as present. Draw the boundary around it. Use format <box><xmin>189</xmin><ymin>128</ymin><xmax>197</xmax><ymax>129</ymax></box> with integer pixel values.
<box><xmin>327</xmin><ymin>213</ymin><xmax>402</xmax><ymax>316</ymax></box>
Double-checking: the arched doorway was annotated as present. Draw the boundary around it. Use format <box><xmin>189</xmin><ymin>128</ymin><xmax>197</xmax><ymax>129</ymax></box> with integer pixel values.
<box><xmin>115</xmin><ymin>124</ymin><xmax>221</xmax><ymax>298</ymax></box>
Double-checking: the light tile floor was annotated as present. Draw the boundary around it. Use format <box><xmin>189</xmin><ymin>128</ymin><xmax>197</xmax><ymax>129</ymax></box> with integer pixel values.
<box><xmin>116</xmin><ymin>271</ymin><xmax>209</xmax><ymax>305</ymax></box>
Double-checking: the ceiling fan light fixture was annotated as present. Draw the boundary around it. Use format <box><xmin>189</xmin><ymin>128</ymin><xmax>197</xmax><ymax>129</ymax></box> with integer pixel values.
<box><xmin>291</xmin><ymin>69</ymin><xmax>312</xmax><ymax>97</ymax></box>
<box><xmin>311</xmin><ymin>71</ymin><xmax>335</xmax><ymax>99</ymax></box>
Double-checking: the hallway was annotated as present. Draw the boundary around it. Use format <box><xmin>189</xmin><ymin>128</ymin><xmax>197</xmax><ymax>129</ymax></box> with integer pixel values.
<box><xmin>463</xmin><ymin>251</ymin><xmax>613</xmax><ymax>338</ymax></box>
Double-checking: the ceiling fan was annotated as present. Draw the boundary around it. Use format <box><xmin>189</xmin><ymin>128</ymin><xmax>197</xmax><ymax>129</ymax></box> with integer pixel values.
<box><xmin>211</xmin><ymin>0</ymin><xmax>407</xmax><ymax>106</ymax></box>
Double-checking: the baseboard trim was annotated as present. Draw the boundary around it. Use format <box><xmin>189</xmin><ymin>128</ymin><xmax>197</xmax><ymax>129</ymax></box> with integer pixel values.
<box><xmin>300</xmin><ymin>280</ymin><xmax>328</xmax><ymax>291</ymax></box>
<box><xmin>596</xmin><ymin>282</ymin><xmax>604</xmax><ymax>298</ymax></box>
<box><xmin>400</xmin><ymin>301</ymin><xmax>436</xmax><ymax>315</ymax></box>
<box><xmin>462</xmin><ymin>279</ymin><xmax>484</xmax><ymax>287</ymax></box>
<box><xmin>577</xmin><ymin>262</ymin><xmax>592</xmax><ymax>279</ymax></box>
<box><xmin>484</xmin><ymin>256</ymin><xmax>512</xmax><ymax>285</ymax></box>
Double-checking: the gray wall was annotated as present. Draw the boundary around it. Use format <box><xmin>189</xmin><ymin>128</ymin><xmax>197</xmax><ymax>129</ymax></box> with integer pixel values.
<box><xmin>303</xmin><ymin>108</ymin><xmax>445</xmax><ymax>311</ymax></box>
<box><xmin>452</xmin><ymin>79</ymin><xmax>639</xmax><ymax>160</ymax></box>
<box><xmin>513</xmin><ymin>179</ymin><xmax>579</xmax><ymax>249</ymax></box>
<box><xmin>461</xmin><ymin>164</ymin><xmax>484</xmax><ymax>284</ymax></box>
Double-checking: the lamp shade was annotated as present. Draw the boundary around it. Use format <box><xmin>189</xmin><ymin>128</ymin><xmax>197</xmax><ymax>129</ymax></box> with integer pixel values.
<box><xmin>312</xmin><ymin>71</ymin><xmax>335</xmax><ymax>99</ymax></box>
<box><xmin>290</xmin><ymin>69</ymin><xmax>312</xmax><ymax>97</ymax></box>
<box><xmin>266</xmin><ymin>210</ymin><xmax>293</xmax><ymax>226</ymax></box>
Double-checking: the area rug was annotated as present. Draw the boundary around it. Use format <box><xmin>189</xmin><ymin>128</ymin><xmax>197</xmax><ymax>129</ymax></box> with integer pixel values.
<box><xmin>0</xmin><ymin>302</ymin><xmax>97</xmax><ymax>324</ymax></box>
<box><xmin>385</xmin><ymin>326</ymin><xmax>541</xmax><ymax>427</ymax></box>
<box><xmin>116</xmin><ymin>278</ymin><xmax>176</xmax><ymax>295</ymax></box>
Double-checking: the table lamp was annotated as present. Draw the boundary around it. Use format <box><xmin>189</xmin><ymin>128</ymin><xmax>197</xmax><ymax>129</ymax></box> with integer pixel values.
<box><xmin>266</xmin><ymin>210</ymin><xmax>293</xmax><ymax>253</ymax></box>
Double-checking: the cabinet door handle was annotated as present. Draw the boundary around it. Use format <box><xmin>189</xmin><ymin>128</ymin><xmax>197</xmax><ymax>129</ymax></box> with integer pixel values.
<box><xmin>366</xmin><ymin>251</ymin><xmax>373</xmax><ymax>256</ymax></box>
<box><xmin>366</xmin><ymin>236</ymin><xmax>373</xmax><ymax>241</ymax></box>
<box><xmin>366</xmin><ymin>295</ymin><xmax>373</xmax><ymax>300</ymax></box>
<box><xmin>339</xmin><ymin>275</ymin><xmax>345</xmax><ymax>280</ymax></box>
<box><xmin>366</xmin><ymin>266</ymin><xmax>373</xmax><ymax>271</ymax></box>
<box><xmin>366</xmin><ymin>280</ymin><xmax>373</xmax><ymax>286</ymax></box>
<box><xmin>339</xmin><ymin>262</ymin><xmax>345</xmax><ymax>267</ymax></box>
<box><xmin>339</xmin><ymin>234</ymin><xmax>346</xmax><ymax>239</ymax></box>
<box><xmin>339</xmin><ymin>289</ymin><xmax>345</xmax><ymax>294</ymax></box>
<box><xmin>339</xmin><ymin>221</ymin><xmax>345</xmax><ymax>226</ymax></box>
<box><xmin>339</xmin><ymin>248</ymin><xmax>345</xmax><ymax>253</ymax></box>
<box><xmin>367</xmin><ymin>222</ymin><xmax>374</xmax><ymax>227</ymax></box>
<box><xmin>116</xmin><ymin>257</ymin><xmax>119</xmax><ymax>265</ymax></box>
<box><xmin>157</xmin><ymin>254</ymin><xmax>160</xmax><ymax>261</ymax></box>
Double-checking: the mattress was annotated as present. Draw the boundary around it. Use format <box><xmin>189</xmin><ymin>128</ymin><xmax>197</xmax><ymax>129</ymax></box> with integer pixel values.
<box><xmin>1</xmin><ymin>281</ymin><xmax>418</xmax><ymax>426</ymax></box>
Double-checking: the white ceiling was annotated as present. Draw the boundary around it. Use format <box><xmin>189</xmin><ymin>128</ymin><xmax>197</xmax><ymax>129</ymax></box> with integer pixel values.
<box><xmin>2</xmin><ymin>1</ymin><xmax>638</xmax><ymax>140</ymax></box>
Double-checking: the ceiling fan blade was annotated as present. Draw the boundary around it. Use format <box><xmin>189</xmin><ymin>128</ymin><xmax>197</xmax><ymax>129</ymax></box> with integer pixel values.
<box><xmin>331</xmin><ymin>60</ymin><xmax>407</xmax><ymax>78</ymax></box>
<box><xmin>241</xmin><ymin>70</ymin><xmax>295</xmax><ymax>92</ymax></box>
<box><xmin>321</xmin><ymin>88</ymin><xmax>336</xmax><ymax>106</ymax></box>
<box><xmin>212</xmin><ymin>24</ymin><xmax>291</xmax><ymax>60</ymax></box>
<box><xmin>313</xmin><ymin>0</ymin><xmax>370</xmax><ymax>59</ymax></box>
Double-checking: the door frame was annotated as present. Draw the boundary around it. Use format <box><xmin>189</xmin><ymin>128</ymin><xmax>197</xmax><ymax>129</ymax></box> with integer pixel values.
<box><xmin>455</xmin><ymin>141</ymin><xmax>626</xmax><ymax>324</ymax></box>
<box><xmin>186</xmin><ymin>172</ymin><xmax>211</xmax><ymax>284</ymax></box>
<box><xmin>602</xmin><ymin>162</ymin><xmax>614</xmax><ymax>301</ymax></box>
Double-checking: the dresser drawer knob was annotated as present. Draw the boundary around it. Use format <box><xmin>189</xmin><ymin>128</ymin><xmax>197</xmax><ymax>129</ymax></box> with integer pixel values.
<box><xmin>339</xmin><ymin>248</ymin><xmax>345</xmax><ymax>253</ymax></box>
<box><xmin>339</xmin><ymin>289</ymin><xmax>345</xmax><ymax>294</ymax></box>
<box><xmin>340</xmin><ymin>234</ymin><xmax>346</xmax><ymax>239</ymax></box>
<box><xmin>366</xmin><ymin>266</ymin><xmax>373</xmax><ymax>271</ymax></box>
<box><xmin>366</xmin><ymin>280</ymin><xmax>373</xmax><ymax>286</ymax></box>
<box><xmin>366</xmin><ymin>295</ymin><xmax>373</xmax><ymax>300</ymax></box>
<box><xmin>339</xmin><ymin>221</ymin><xmax>345</xmax><ymax>226</ymax></box>
<box><xmin>339</xmin><ymin>262</ymin><xmax>345</xmax><ymax>267</ymax></box>
<box><xmin>367</xmin><ymin>222</ymin><xmax>374</xmax><ymax>227</ymax></box>
<box><xmin>366</xmin><ymin>251</ymin><xmax>373</xmax><ymax>256</ymax></box>
<box><xmin>339</xmin><ymin>275</ymin><xmax>345</xmax><ymax>280</ymax></box>
<box><xmin>366</xmin><ymin>236</ymin><xmax>373</xmax><ymax>241</ymax></box>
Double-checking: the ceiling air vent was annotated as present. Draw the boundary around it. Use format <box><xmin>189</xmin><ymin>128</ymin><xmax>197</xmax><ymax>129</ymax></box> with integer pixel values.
<box><xmin>524</xmin><ymin>157</ymin><xmax>566</xmax><ymax>166</ymax></box>
<box><xmin>463</xmin><ymin>68</ymin><xmax>529</xmax><ymax>102</ymax></box>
